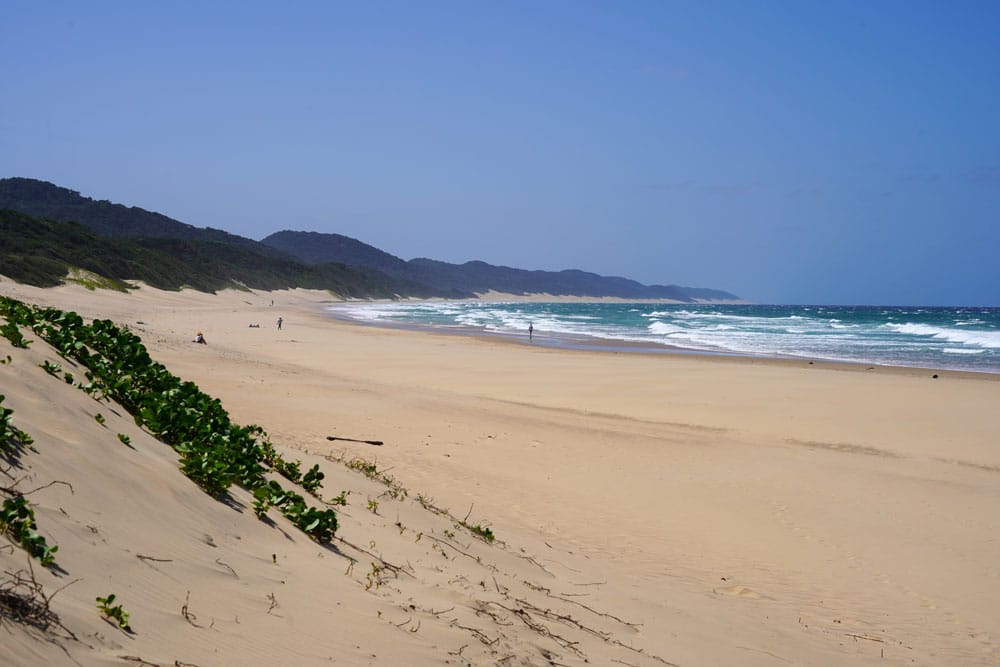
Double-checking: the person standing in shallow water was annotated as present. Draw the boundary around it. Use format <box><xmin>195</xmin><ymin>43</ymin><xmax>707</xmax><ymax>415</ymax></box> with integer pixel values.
<box><xmin>276</xmin><ymin>317</ymin><xmax>283</xmax><ymax>330</ymax></box>
<box><xmin>528</xmin><ymin>323</ymin><xmax>533</xmax><ymax>341</ymax></box>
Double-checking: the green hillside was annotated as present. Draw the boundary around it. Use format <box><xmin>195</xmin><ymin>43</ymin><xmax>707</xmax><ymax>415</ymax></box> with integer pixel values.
<box><xmin>0</xmin><ymin>209</ymin><xmax>434</xmax><ymax>297</ymax></box>
<box><xmin>0</xmin><ymin>177</ymin><xmax>288</xmax><ymax>259</ymax></box>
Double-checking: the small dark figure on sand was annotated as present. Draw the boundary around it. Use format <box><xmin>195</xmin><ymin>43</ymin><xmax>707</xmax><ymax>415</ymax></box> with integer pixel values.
<box><xmin>277</xmin><ymin>317</ymin><xmax>283</xmax><ymax>330</ymax></box>
<box><xmin>193</xmin><ymin>332</ymin><xmax>207</xmax><ymax>344</ymax></box>
<box><xmin>528</xmin><ymin>323</ymin><xmax>534</xmax><ymax>341</ymax></box>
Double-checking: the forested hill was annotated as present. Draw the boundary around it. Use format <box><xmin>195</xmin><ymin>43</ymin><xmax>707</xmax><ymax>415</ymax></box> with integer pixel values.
<box><xmin>0</xmin><ymin>208</ymin><xmax>438</xmax><ymax>297</ymax></box>
<box><xmin>262</xmin><ymin>230</ymin><xmax>410</xmax><ymax>274</ymax></box>
<box><xmin>0</xmin><ymin>177</ymin><xmax>739</xmax><ymax>301</ymax></box>
<box><xmin>0</xmin><ymin>177</ymin><xmax>287</xmax><ymax>259</ymax></box>
<box><xmin>262</xmin><ymin>230</ymin><xmax>740</xmax><ymax>301</ymax></box>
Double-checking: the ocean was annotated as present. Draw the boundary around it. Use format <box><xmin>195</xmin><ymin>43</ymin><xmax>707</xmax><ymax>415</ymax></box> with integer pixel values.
<box><xmin>327</xmin><ymin>302</ymin><xmax>1000</xmax><ymax>374</ymax></box>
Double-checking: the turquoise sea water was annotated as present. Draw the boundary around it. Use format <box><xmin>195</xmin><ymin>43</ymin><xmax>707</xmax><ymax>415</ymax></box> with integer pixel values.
<box><xmin>328</xmin><ymin>302</ymin><xmax>1000</xmax><ymax>374</ymax></box>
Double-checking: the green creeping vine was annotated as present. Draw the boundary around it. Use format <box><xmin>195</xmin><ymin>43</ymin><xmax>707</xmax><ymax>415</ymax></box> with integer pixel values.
<box><xmin>1</xmin><ymin>322</ymin><xmax>31</xmax><ymax>349</ymax></box>
<box><xmin>252</xmin><ymin>480</ymin><xmax>336</xmax><ymax>542</ymax></box>
<box><xmin>0</xmin><ymin>301</ymin><xmax>33</xmax><ymax>348</ymax></box>
<box><xmin>271</xmin><ymin>458</ymin><xmax>324</xmax><ymax>496</ymax></box>
<box><xmin>0</xmin><ymin>296</ymin><xmax>337</xmax><ymax>543</ymax></box>
<box><xmin>1</xmin><ymin>394</ymin><xmax>35</xmax><ymax>455</ymax></box>
<box><xmin>461</xmin><ymin>522</ymin><xmax>495</xmax><ymax>543</ymax></box>
<box><xmin>346</xmin><ymin>458</ymin><xmax>378</xmax><ymax>478</ymax></box>
<box><xmin>300</xmin><ymin>464</ymin><xmax>324</xmax><ymax>495</ymax></box>
<box><xmin>40</xmin><ymin>360</ymin><xmax>62</xmax><ymax>375</ymax></box>
<box><xmin>0</xmin><ymin>495</ymin><xmax>59</xmax><ymax>566</ymax></box>
<box><xmin>95</xmin><ymin>593</ymin><xmax>131</xmax><ymax>630</ymax></box>
<box><xmin>344</xmin><ymin>456</ymin><xmax>408</xmax><ymax>501</ymax></box>
<box><xmin>0</xmin><ymin>395</ymin><xmax>55</xmax><ymax>566</ymax></box>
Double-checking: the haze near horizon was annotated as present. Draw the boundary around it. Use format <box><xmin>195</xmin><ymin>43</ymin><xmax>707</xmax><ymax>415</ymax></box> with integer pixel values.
<box><xmin>2</xmin><ymin>2</ymin><xmax>998</xmax><ymax>305</ymax></box>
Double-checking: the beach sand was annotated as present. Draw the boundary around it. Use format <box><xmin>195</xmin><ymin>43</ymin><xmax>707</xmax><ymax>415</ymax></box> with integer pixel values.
<box><xmin>2</xmin><ymin>278</ymin><xmax>998</xmax><ymax>665</ymax></box>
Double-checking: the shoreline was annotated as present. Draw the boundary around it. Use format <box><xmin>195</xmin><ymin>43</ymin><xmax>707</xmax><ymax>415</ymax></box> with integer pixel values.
<box><xmin>324</xmin><ymin>301</ymin><xmax>1000</xmax><ymax>379</ymax></box>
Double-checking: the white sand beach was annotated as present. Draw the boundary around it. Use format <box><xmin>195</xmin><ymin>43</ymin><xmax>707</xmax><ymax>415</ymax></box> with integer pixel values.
<box><xmin>2</xmin><ymin>279</ymin><xmax>998</xmax><ymax>666</ymax></box>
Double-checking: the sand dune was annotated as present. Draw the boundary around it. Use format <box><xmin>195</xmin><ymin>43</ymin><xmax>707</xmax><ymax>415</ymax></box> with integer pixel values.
<box><xmin>1</xmin><ymin>278</ymin><xmax>998</xmax><ymax>665</ymax></box>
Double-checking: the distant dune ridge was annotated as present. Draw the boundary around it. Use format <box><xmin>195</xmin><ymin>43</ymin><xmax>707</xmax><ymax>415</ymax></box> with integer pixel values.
<box><xmin>0</xmin><ymin>177</ymin><xmax>738</xmax><ymax>301</ymax></box>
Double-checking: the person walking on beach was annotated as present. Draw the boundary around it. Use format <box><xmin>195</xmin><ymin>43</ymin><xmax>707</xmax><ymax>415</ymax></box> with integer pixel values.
<box><xmin>528</xmin><ymin>322</ymin><xmax>534</xmax><ymax>341</ymax></box>
<box><xmin>277</xmin><ymin>317</ymin><xmax>283</xmax><ymax>330</ymax></box>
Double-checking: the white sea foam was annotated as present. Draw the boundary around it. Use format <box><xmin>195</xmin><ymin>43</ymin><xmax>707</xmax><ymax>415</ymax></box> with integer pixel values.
<box><xmin>327</xmin><ymin>303</ymin><xmax>999</xmax><ymax>373</ymax></box>
<box><xmin>885</xmin><ymin>322</ymin><xmax>1000</xmax><ymax>348</ymax></box>
<box><xmin>329</xmin><ymin>305</ymin><xmax>405</xmax><ymax>322</ymax></box>
<box><xmin>648</xmin><ymin>322</ymin><xmax>684</xmax><ymax>335</ymax></box>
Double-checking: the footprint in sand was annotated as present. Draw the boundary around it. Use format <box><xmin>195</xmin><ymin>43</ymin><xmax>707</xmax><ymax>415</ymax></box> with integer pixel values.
<box><xmin>714</xmin><ymin>584</ymin><xmax>763</xmax><ymax>599</ymax></box>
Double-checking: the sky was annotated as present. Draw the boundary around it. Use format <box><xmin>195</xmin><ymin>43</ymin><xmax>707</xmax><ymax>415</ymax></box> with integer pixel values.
<box><xmin>3</xmin><ymin>1</ymin><xmax>999</xmax><ymax>305</ymax></box>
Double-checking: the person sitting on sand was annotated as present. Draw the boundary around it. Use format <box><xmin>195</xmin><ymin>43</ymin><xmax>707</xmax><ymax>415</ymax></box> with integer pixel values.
<box><xmin>193</xmin><ymin>332</ymin><xmax>207</xmax><ymax>344</ymax></box>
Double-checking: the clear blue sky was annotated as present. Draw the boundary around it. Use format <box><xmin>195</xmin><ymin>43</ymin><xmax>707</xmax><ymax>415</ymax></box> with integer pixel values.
<box><xmin>3</xmin><ymin>1</ymin><xmax>999</xmax><ymax>305</ymax></box>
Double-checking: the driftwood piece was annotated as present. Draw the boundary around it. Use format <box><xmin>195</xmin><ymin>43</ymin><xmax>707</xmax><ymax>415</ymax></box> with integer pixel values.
<box><xmin>326</xmin><ymin>436</ymin><xmax>383</xmax><ymax>446</ymax></box>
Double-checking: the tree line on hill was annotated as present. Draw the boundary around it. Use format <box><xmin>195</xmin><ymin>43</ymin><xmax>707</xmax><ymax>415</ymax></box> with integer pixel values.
<box><xmin>0</xmin><ymin>177</ymin><xmax>738</xmax><ymax>301</ymax></box>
